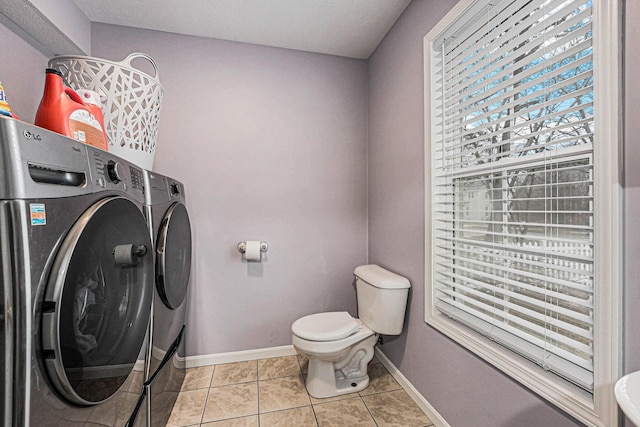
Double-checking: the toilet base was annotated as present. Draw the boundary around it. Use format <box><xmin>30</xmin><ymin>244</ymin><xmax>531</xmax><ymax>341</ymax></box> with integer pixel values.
<box><xmin>304</xmin><ymin>334</ymin><xmax>378</xmax><ymax>399</ymax></box>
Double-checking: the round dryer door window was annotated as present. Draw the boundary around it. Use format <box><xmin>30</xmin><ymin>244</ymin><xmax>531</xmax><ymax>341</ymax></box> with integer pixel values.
<box><xmin>41</xmin><ymin>197</ymin><xmax>153</xmax><ymax>406</ymax></box>
<box><xmin>156</xmin><ymin>202</ymin><xmax>192</xmax><ymax>309</ymax></box>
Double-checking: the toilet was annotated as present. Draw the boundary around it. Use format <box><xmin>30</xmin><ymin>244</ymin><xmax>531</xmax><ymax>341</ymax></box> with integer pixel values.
<box><xmin>291</xmin><ymin>264</ymin><xmax>410</xmax><ymax>398</ymax></box>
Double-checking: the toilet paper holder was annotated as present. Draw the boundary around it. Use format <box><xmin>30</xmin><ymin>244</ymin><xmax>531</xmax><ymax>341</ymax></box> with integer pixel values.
<box><xmin>237</xmin><ymin>241</ymin><xmax>268</xmax><ymax>253</ymax></box>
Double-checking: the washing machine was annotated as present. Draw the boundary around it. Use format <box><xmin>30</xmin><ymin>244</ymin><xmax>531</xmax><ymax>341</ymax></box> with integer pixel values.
<box><xmin>142</xmin><ymin>170</ymin><xmax>192</xmax><ymax>427</ymax></box>
<box><xmin>0</xmin><ymin>117</ymin><xmax>153</xmax><ymax>426</ymax></box>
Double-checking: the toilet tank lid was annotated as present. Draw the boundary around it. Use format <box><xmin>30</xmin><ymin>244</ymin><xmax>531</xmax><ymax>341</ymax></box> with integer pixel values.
<box><xmin>292</xmin><ymin>312</ymin><xmax>359</xmax><ymax>341</ymax></box>
<box><xmin>354</xmin><ymin>265</ymin><xmax>411</xmax><ymax>289</ymax></box>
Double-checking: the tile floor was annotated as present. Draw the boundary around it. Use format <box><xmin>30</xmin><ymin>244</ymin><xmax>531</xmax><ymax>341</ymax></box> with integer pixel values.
<box><xmin>167</xmin><ymin>354</ymin><xmax>434</xmax><ymax>427</ymax></box>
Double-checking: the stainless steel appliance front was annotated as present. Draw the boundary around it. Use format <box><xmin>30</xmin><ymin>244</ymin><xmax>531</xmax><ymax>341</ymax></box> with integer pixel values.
<box><xmin>0</xmin><ymin>116</ymin><xmax>153</xmax><ymax>426</ymax></box>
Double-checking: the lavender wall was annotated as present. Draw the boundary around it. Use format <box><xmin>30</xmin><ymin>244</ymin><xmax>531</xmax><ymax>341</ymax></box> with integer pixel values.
<box><xmin>0</xmin><ymin>24</ymin><xmax>48</xmax><ymax>122</ymax></box>
<box><xmin>367</xmin><ymin>1</ymin><xmax>604</xmax><ymax>426</ymax></box>
<box><xmin>91</xmin><ymin>24</ymin><xmax>369</xmax><ymax>356</ymax></box>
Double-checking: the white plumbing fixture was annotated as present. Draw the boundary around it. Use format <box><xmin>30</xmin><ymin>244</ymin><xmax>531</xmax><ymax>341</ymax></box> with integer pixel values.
<box><xmin>616</xmin><ymin>371</ymin><xmax>640</xmax><ymax>426</ymax></box>
<box><xmin>291</xmin><ymin>264</ymin><xmax>410</xmax><ymax>398</ymax></box>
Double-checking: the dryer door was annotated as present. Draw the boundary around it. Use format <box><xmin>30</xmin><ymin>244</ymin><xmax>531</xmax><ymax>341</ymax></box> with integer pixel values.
<box><xmin>156</xmin><ymin>202</ymin><xmax>192</xmax><ymax>310</ymax></box>
<box><xmin>42</xmin><ymin>197</ymin><xmax>153</xmax><ymax>406</ymax></box>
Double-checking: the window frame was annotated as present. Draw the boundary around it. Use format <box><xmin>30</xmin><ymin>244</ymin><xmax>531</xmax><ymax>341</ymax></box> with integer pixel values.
<box><xmin>423</xmin><ymin>0</ymin><xmax>622</xmax><ymax>425</ymax></box>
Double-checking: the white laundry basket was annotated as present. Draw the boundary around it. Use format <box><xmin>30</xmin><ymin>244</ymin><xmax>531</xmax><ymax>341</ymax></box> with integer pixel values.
<box><xmin>48</xmin><ymin>53</ymin><xmax>163</xmax><ymax>170</ymax></box>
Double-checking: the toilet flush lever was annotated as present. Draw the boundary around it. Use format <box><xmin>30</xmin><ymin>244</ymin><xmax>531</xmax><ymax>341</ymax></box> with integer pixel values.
<box><xmin>237</xmin><ymin>241</ymin><xmax>268</xmax><ymax>253</ymax></box>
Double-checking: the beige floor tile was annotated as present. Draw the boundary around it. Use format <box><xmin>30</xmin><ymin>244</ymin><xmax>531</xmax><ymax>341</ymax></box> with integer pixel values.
<box><xmin>127</xmin><ymin>369</ymin><xmax>145</xmax><ymax>392</ymax></box>
<box><xmin>260</xmin><ymin>406</ymin><xmax>318</xmax><ymax>427</ymax></box>
<box><xmin>258</xmin><ymin>375</ymin><xmax>311</xmax><ymax>413</ymax></box>
<box><xmin>165</xmin><ymin>364</ymin><xmax>188</xmax><ymax>392</ymax></box>
<box><xmin>362</xmin><ymin>389</ymin><xmax>434</xmax><ymax>427</ymax></box>
<box><xmin>86</xmin><ymin>389</ymin><xmax>124</xmax><ymax>426</ymax></box>
<box><xmin>309</xmin><ymin>390</ymin><xmax>360</xmax><ymax>405</ymax></box>
<box><xmin>167</xmin><ymin>357</ymin><xmax>434</xmax><ymax>427</ymax></box>
<box><xmin>201</xmin><ymin>415</ymin><xmax>259</xmax><ymax>426</ymax></box>
<box><xmin>181</xmin><ymin>366</ymin><xmax>215</xmax><ymax>391</ymax></box>
<box><xmin>359</xmin><ymin>363</ymin><xmax>401</xmax><ymax>396</ymax></box>
<box><xmin>313</xmin><ymin>397</ymin><xmax>376</xmax><ymax>427</ymax></box>
<box><xmin>211</xmin><ymin>360</ymin><xmax>257</xmax><ymax>386</ymax></box>
<box><xmin>166</xmin><ymin>388</ymin><xmax>208</xmax><ymax>426</ymax></box>
<box><xmin>202</xmin><ymin>382</ymin><xmax>258</xmax><ymax>423</ymax></box>
<box><xmin>258</xmin><ymin>356</ymin><xmax>301</xmax><ymax>380</ymax></box>
<box><xmin>149</xmin><ymin>390</ymin><xmax>180</xmax><ymax>427</ymax></box>
<box><xmin>296</xmin><ymin>354</ymin><xmax>309</xmax><ymax>374</ymax></box>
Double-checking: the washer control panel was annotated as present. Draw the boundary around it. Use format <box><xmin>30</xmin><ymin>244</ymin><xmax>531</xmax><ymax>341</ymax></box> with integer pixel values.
<box><xmin>129</xmin><ymin>166</ymin><xmax>144</xmax><ymax>191</ymax></box>
<box><xmin>106</xmin><ymin>160</ymin><xmax>125</xmax><ymax>183</ymax></box>
<box><xmin>89</xmin><ymin>149</ymin><xmax>145</xmax><ymax>199</ymax></box>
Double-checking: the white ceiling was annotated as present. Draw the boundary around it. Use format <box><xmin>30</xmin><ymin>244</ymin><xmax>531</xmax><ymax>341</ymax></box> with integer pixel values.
<box><xmin>71</xmin><ymin>0</ymin><xmax>411</xmax><ymax>59</ymax></box>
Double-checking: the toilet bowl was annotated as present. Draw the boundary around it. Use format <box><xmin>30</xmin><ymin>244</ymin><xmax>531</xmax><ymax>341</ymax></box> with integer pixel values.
<box><xmin>292</xmin><ymin>312</ymin><xmax>378</xmax><ymax>398</ymax></box>
<box><xmin>291</xmin><ymin>264</ymin><xmax>411</xmax><ymax>399</ymax></box>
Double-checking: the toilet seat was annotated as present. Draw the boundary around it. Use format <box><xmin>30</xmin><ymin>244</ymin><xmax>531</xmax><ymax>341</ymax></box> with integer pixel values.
<box><xmin>292</xmin><ymin>318</ymin><xmax>374</xmax><ymax>359</ymax></box>
<box><xmin>292</xmin><ymin>312</ymin><xmax>359</xmax><ymax>342</ymax></box>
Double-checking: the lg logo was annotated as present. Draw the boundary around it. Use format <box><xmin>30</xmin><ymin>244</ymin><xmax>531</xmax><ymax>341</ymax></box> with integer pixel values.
<box><xmin>23</xmin><ymin>130</ymin><xmax>42</xmax><ymax>141</ymax></box>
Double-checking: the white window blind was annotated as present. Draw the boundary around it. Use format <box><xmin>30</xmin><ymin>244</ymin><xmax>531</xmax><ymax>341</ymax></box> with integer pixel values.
<box><xmin>431</xmin><ymin>0</ymin><xmax>594</xmax><ymax>391</ymax></box>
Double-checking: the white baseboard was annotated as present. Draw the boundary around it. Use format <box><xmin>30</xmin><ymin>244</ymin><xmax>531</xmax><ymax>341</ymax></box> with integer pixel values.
<box><xmin>183</xmin><ymin>345</ymin><xmax>297</xmax><ymax>368</ymax></box>
<box><xmin>374</xmin><ymin>347</ymin><xmax>451</xmax><ymax>427</ymax></box>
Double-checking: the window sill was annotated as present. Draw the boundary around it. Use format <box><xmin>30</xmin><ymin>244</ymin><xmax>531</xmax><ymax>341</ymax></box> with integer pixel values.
<box><xmin>426</xmin><ymin>312</ymin><xmax>606</xmax><ymax>427</ymax></box>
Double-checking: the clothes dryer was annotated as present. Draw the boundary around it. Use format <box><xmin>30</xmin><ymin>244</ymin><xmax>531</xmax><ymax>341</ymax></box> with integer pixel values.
<box><xmin>0</xmin><ymin>117</ymin><xmax>153</xmax><ymax>426</ymax></box>
<box><xmin>142</xmin><ymin>171</ymin><xmax>192</xmax><ymax>427</ymax></box>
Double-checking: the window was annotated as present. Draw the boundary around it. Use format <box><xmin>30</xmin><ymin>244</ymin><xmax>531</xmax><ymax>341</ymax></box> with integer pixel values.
<box><xmin>424</xmin><ymin>0</ymin><xmax>621</xmax><ymax>425</ymax></box>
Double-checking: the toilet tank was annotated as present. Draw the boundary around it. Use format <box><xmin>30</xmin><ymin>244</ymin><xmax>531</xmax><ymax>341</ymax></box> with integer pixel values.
<box><xmin>354</xmin><ymin>265</ymin><xmax>410</xmax><ymax>335</ymax></box>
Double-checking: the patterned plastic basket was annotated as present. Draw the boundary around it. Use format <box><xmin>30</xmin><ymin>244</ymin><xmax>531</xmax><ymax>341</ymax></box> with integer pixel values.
<box><xmin>48</xmin><ymin>53</ymin><xmax>163</xmax><ymax>170</ymax></box>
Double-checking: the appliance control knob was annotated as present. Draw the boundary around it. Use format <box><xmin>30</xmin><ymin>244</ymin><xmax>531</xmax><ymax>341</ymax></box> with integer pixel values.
<box><xmin>170</xmin><ymin>183</ymin><xmax>180</xmax><ymax>195</ymax></box>
<box><xmin>107</xmin><ymin>160</ymin><xmax>125</xmax><ymax>183</ymax></box>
